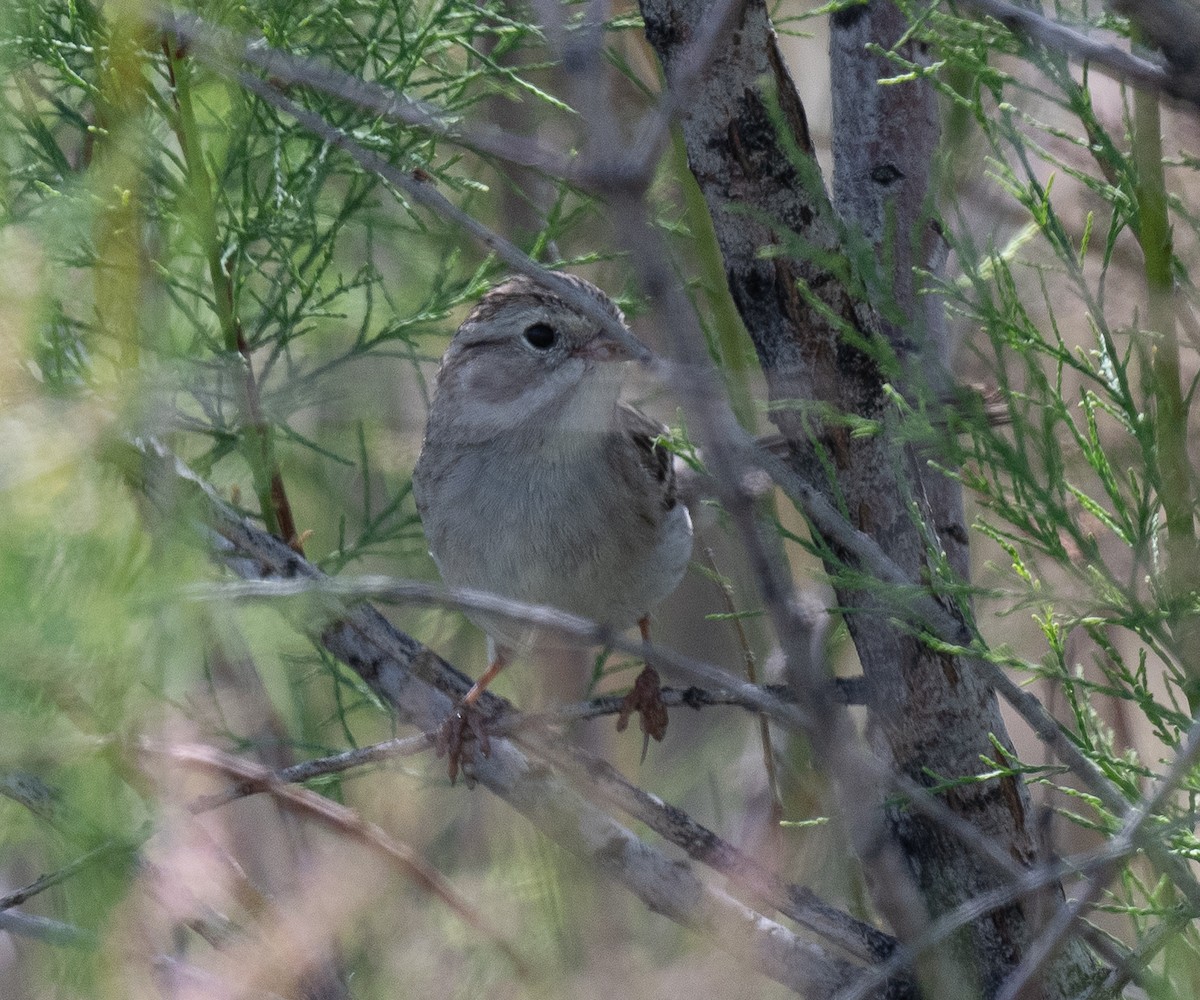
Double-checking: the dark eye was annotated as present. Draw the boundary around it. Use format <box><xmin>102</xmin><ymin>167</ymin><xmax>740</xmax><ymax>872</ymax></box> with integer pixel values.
<box><xmin>523</xmin><ymin>322</ymin><xmax>557</xmax><ymax>351</ymax></box>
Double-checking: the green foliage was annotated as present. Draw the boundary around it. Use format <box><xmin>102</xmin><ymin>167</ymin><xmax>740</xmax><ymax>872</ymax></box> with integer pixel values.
<box><xmin>865</xmin><ymin>0</ymin><xmax>1200</xmax><ymax>986</ymax></box>
<box><xmin>5</xmin><ymin>0</ymin><xmax>1200</xmax><ymax>995</ymax></box>
<box><xmin>0</xmin><ymin>0</ymin><xmax>646</xmax><ymax>992</ymax></box>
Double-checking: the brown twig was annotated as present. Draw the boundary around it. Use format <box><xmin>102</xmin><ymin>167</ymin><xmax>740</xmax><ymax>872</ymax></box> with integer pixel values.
<box><xmin>150</xmin><ymin>739</ymin><xmax>531</xmax><ymax>977</ymax></box>
<box><xmin>160</xmin><ymin>32</ymin><xmax>303</xmax><ymax>551</ymax></box>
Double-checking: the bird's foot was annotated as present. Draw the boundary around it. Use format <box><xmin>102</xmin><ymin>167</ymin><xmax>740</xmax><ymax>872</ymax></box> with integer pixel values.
<box><xmin>616</xmin><ymin>665</ymin><xmax>669</xmax><ymax>763</ymax></box>
<box><xmin>433</xmin><ymin>702</ymin><xmax>492</xmax><ymax>786</ymax></box>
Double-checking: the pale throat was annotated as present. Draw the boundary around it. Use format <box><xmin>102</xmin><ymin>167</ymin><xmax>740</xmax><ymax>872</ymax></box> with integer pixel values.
<box><xmin>459</xmin><ymin>357</ymin><xmax>624</xmax><ymax>446</ymax></box>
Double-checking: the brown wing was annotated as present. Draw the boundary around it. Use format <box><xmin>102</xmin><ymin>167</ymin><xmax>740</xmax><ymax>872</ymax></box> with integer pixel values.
<box><xmin>614</xmin><ymin>403</ymin><xmax>677</xmax><ymax>515</ymax></box>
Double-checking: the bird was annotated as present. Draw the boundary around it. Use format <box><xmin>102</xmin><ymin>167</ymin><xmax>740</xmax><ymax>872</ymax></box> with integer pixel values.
<box><xmin>412</xmin><ymin>273</ymin><xmax>694</xmax><ymax>781</ymax></box>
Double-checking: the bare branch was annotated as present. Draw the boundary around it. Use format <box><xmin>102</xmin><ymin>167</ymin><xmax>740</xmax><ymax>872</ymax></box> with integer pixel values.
<box><xmin>128</xmin><ymin>437</ymin><xmax>895</xmax><ymax>999</ymax></box>
<box><xmin>953</xmin><ymin>0</ymin><xmax>1199</xmax><ymax>106</ymax></box>
<box><xmin>148</xmin><ymin>739</ymin><xmax>530</xmax><ymax>977</ymax></box>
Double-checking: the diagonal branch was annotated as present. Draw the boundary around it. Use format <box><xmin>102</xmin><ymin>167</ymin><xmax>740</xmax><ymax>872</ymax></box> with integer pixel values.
<box><xmin>155</xmin><ymin>10</ymin><xmax>576</xmax><ymax>179</ymax></box>
<box><xmin>953</xmin><ymin>0</ymin><xmax>1192</xmax><ymax>103</ymax></box>
<box><xmin>127</xmin><ymin>437</ymin><xmax>901</xmax><ymax>999</ymax></box>
<box><xmin>229</xmin><ymin>73</ymin><xmax>651</xmax><ymax>366</ymax></box>
<box><xmin>152</xmin><ymin>739</ymin><xmax>530</xmax><ymax>976</ymax></box>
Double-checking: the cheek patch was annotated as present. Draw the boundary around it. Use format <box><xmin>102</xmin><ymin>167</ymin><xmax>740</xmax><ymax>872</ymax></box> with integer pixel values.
<box><xmin>467</xmin><ymin>354</ymin><xmax>528</xmax><ymax>406</ymax></box>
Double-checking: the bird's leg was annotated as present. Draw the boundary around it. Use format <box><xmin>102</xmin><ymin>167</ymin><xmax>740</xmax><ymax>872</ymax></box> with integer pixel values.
<box><xmin>616</xmin><ymin>616</ymin><xmax>669</xmax><ymax>761</ymax></box>
<box><xmin>462</xmin><ymin>654</ymin><xmax>506</xmax><ymax>708</ymax></box>
<box><xmin>434</xmin><ymin>649</ymin><xmax>508</xmax><ymax>784</ymax></box>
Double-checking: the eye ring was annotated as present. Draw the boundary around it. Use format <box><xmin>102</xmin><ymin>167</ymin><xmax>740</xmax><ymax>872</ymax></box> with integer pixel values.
<box><xmin>523</xmin><ymin>322</ymin><xmax>557</xmax><ymax>351</ymax></box>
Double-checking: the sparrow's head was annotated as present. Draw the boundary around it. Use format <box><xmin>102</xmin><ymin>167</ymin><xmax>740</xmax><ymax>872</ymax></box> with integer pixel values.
<box><xmin>432</xmin><ymin>274</ymin><xmax>646</xmax><ymax>442</ymax></box>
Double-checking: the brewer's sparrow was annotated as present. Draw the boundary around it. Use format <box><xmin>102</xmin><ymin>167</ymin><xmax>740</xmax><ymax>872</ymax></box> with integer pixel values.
<box><xmin>413</xmin><ymin>273</ymin><xmax>693</xmax><ymax>779</ymax></box>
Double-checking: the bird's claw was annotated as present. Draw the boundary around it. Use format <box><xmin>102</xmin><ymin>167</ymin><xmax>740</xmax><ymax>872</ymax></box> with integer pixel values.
<box><xmin>616</xmin><ymin>666</ymin><xmax>669</xmax><ymax>762</ymax></box>
<box><xmin>433</xmin><ymin>702</ymin><xmax>492</xmax><ymax>785</ymax></box>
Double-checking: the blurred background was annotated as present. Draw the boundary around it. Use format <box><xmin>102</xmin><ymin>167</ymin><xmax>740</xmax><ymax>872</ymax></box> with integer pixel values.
<box><xmin>2</xmin><ymin>0</ymin><xmax>1200</xmax><ymax>996</ymax></box>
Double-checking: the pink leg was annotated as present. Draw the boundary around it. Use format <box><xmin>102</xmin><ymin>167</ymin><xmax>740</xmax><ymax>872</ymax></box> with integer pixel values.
<box><xmin>435</xmin><ymin>649</ymin><xmax>509</xmax><ymax>784</ymax></box>
<box><xmin>462</xmin><ymin>649</ymin><xmax>509</xmax><ymax>706</ymax></box>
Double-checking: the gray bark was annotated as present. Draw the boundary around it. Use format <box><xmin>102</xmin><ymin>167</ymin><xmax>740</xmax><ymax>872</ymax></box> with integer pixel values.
<box><xmin>636</xmin><ymin>1</ymin><xmax>1099</xmax><ymax>996</ymax></box>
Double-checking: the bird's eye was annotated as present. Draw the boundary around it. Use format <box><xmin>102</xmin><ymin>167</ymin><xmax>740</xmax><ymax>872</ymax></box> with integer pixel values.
<box><xmin>523</xmin><ymin>322</ymin><xmax>557</xmax><ymax>351</ymax></box>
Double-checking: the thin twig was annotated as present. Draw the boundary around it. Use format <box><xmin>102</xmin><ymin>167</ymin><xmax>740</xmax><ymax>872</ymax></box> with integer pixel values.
<box><xmin>187</xmin><ymin>574</ymin><xmax>828</xmax><ymax>732</ymax></box>
<box><xmin>951</xmin><ymin>0</ymin><xmax>1192</xmax><ymax>103</ymax></box>
<box><xmin>160</xmin><ymin>34</ymin><xmax>301</xmax><ymax>549</ymax></box>
<box><xmin>183</xmin><ymin>681</ymin><xmax>798</xmax><ymax>810</ymax></box>
<box><xmin>0</xmin><ymin>840</ymin><xmax>131</xmax><ymax>913</ymax></box>
<box><xmin>1081</xmin><ymin>903</ymin><xmax>1192</xmax><ymax>999</ymax></box>
<box><xmin>232</xmin><ymin>73</ymin><xmax>650</xmax><ymax>366</ymax></box>
<box><xmin>148</xmin><ymin>739</ymin><xmax>531</xmax><ymax>977</ymax></box>
<box><xmin>704</xmin><ymin>546</ymin><xmax>784</xmax><ymax>836</ymax></box>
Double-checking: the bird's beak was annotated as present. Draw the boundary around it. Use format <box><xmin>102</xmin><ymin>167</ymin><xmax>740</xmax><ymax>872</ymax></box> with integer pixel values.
<box><xmin>573</xmin><ymin>330</ymin><xmax>649</xmax><ymax>363</ymax></box>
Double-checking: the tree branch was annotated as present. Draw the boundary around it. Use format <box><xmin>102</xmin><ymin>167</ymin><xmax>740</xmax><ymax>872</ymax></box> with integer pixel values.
<box><xmin>127</xmin><ymin>437</ymin><xmax>902</xmax><ymax>999</ymax></box>
<box><xmin>956</xmin><ymin>0</ymin><xmax>1200</xmax><ymax>107</ymax></box>
<box><xmin>635</xmin><ymin>0</ymin><xmax>1100</xmax><ymax>994</ymax></box>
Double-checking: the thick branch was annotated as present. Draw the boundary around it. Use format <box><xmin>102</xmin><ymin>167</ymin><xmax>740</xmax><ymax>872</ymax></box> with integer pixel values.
<box><xmin>636</xmin><ymin>1</ymin><xmax>1099</xmax><ymax>995</ymax></box>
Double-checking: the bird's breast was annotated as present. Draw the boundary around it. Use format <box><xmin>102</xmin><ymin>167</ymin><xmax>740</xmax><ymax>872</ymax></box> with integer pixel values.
<box><xmin>422</xmin><ymin>435</ymin><xmax>689</xmax><ymax>641</ymax></box>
